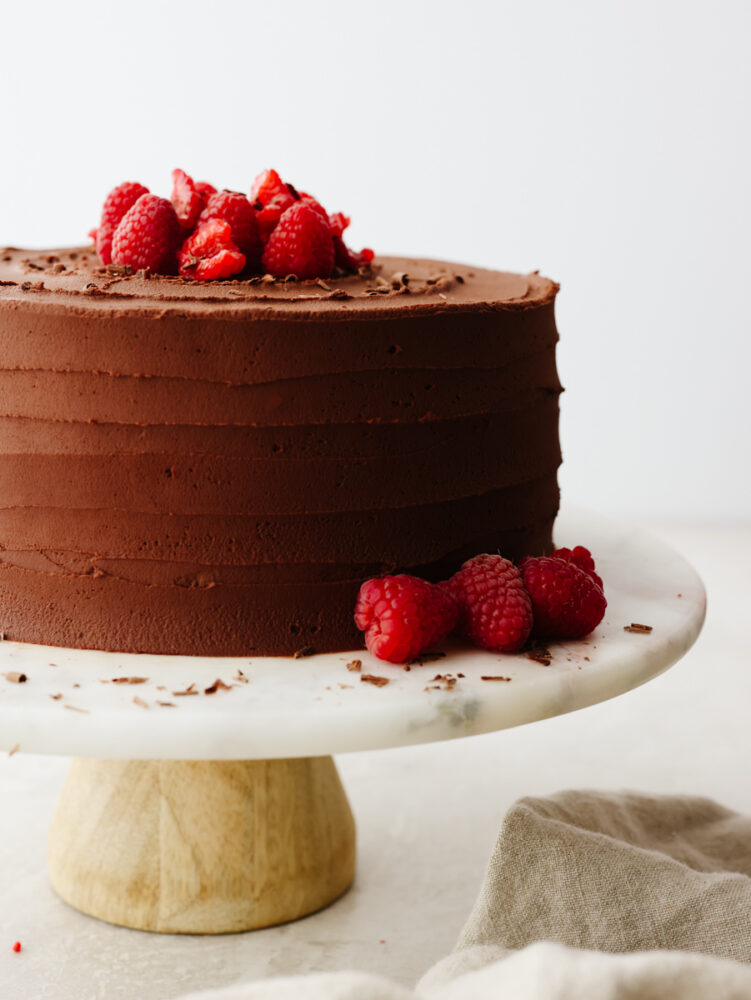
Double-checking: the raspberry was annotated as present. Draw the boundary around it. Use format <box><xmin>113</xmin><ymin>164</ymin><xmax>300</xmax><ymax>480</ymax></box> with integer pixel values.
<box><xmin>250</xmin><ymin>171</ymin><xmax>327</xmax><ymax>243</ymax></box>
<box><xmin>354</xmin><ymin>574</ymin><xmax>459</xmax><ymax>664</ymax></box>
<box><xmin>255</xmin><ymin>191</ymin><xmax>297</xmax><ymax>242</ymax></box>
<box><xmin>551</xmin><ymin>545</ymin><xmax>604</xmax><ymax>591</ymax></box>
<box><xmin>198</xmin><ymin>191</ymin><xmax>262</xmax><ymax>265</ymax></box>
<box><xmin>195</xmin><ymin>181</ymin><xmax>217</xmax><ymax>200</ymax></box>
<box><xmin>262</xmin><ymin>201</ymin><xmax>335</xmax><ymax>279</ymax></box>
<box><xmin>334</xmin><ymin>237</ymin><xmax>374</xmax><ymax>271</ymax></box>
<box><xmin>520</xmin><ymin>556</ymin><xmax>607</xmax><ymax>640</ymax></box>
<box><xmin>298</xmin><ymin>192</ymin><xmax>329</xmax><ymax>220</ymax></box>
<box><xmin>177</xmin><ymin>219</ymin><xmax>246</xmax><ymax>281</ymax></box>
<box><xmin>111</xmin><ymin>194</ymin><xmax>181</xmax><ymax>273</ymax></box>
<box><xmin>95</xmin><ymin>181</ymin><xmax>149</xmax><ymax>265</ymax></box>
<box><xmin>328</xmin><ymin>212</ymin><xmax>351</xmax><ymax>237</ymax></box>
<box><xmin>251</xmin><ymin>168</ymin><xmax>288</xmax><ymax>204</ymax></box>
<box><xmin>171</xmin><ymin>168</ymin><xmax>204</xmax><ymax>231</ymax></box>
<box><xmin>443</xmin><ymin>554</ymin><xmax>532</xmax><ymax>653</ymax></box>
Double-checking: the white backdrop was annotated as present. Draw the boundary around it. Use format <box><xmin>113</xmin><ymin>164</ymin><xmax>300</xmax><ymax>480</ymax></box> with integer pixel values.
<box><xmin>1</xmin><ymin>0</ymin><xmax>748</xmax><ymax>520</ymax></box>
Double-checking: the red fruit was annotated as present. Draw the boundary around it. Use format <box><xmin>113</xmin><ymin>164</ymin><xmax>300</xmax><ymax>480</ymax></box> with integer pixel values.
<box><xmin>520</xmin><ymin>556</ymin><xmax>607</xmax><ymax>640</ymax></box>
<box><xmin>178</xmin><ymin>219</ymin><xmax>246</xmax><ymax>281</ymax></box>
<box><xmin>251</xmin><ymin>168</ymin><xmax>288</xmax><ymax>204</ymax></box>
<box><xmin>262</xmin><ymin>201</ymin><xmax>335</xmax><ymax>279</ymax></box>
<box><xmin>298</xmin><ymin>192</ymin><xmax>328</xmax><ymax>220</ymax></box>
<box><xmin>354</xmin><ymin>574</ymin><xmax>459</xmax><ymax>664</ymax></box>
<box><xmin>255</xmin><ymin>191</ymin><xmax>297</xmax><ymax>242</ymax></box>
<box><xmin>111</xmin><ymin>194</ymin><xmax>180</xmax><ymax>273</ymax></box>
<box><xmin>551</xmin><ymin>545</ymin><xmax>604</xmax><ymax>591</ymax></box>
<box><xmin>195</xmin><ymin>181</ymin><xmax>217</xmax><ymax>200</ymax></box>
<box><xmin>334</xmin><ymin>237</ymin><xmax>374</xmax><ymax>271</ymax></box>
<box><xmin>171</xmin><ymin>168</ymin><xmax>204</xmax><ymax>231</ymax></box>
<box><xmin>443</xmin><ymin>554</ymin><xmax>533</xmax><ymax>653</ymax></box>
<box><xmin>328</xmin><ymin>212</ymin><xmax>350</xmax><ymax>237</ymax></box>
<box><xmin>95</xmin><ymin>181</ymin><xmax>149</xmax><ymax>265</ymax></box>
<box><xmin>198</xmin><ymin>191</ymin><xmax>262</xmax><ymax>264</ymax></box>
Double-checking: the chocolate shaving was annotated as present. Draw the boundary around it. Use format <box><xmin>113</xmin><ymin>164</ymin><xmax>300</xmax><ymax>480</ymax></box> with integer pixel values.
<box><xmin>361</xmin><ymin>674</ymin><xmax>390</xmax><ymax>687</ymax></box>
<box><xmin>624</xmin><ymin>622</ymin><xmax>653</xmax><ymax>634</ymax></box>
<box><xmin>105</xmin><ymin>263</ymin><xmax>132</xmax><ymax>277</ymax></box>
<box><xmin>157</xmin><ymin>701</ymin><xmax>176</xmax><ymax>708</ymax></box>
<box><xmin>204</xmin><ymin>678</ymin><xmax>232</xmax><ymax>694</ymax></box>
<box><xmin>8</xmin><ymin>744</ymin><xmax>19</xmax><ymax>757</ymax></box>
<box><xmin>64</xmin><ymin>704</ymin><xmax>89</xmax><ymax>714</ymax></box>
<box><xmin>111</xmin><ymin>676</ymin><xmax>148</xmax><ymax>685</ymax></box>
<box><xmin>346</xmin><ymin>659</ymin><xmax>362</xmax><ymax>672</ymax></box>
<box><xmin>2</xmin><ymin>672</ymin><xmax>27</xmax><ymax>684</ymax></box>
<box><xmin>133</xmin><ymin>696</ymin><xmax>149</xmax><ymax>709</ymax></box>
<box><xmin>317</xmin><ymin>279</ymin><xmax>333</xmax><ymax>291</ymax></box>
<box><xmin>431</xmin><ymin>673</ymin><xmax>458</xmax><ymax>690</ymax></box>
<box><xmin>234</xmin><ymin>669</ymin><xmax>249</xmax><ymax>684</ymax></box>
<box><xmin>49</xmin><ymin>693</ymin><xmax>62</xmax><ymax>701</ymax></box>
<box><xmin>455</xmin><ymin>274</ymin><xmax>465</xmax><ymax>283</ymax></box>
<box><xmin>525</xmin><ymin>646</ymin><xmax>553</xmax><ymax>666</ymax></box>
<box><xmin>173</xmin><ymin>683</ymin><xmax>198</xmax><ymax>696</ymax></box>
<box><xmin>406</xmin><ymin>651</ymin><xmax>446</xmax><ymax>666</ymax></box>
<box><xmin>481</xmin><ymin>675</ymin><xmax>512</xmax><ymax>682</ymax></box>
<box><xmin>293</xmin><ymin>646</ymin><xmax>316</xmax><ymax>659</ymax></box>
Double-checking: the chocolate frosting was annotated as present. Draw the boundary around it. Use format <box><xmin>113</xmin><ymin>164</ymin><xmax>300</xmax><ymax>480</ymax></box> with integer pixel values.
<box><xmin>0</xmin><ymin>247</ymin><xmax>561</xmax><ymax>655</ymax></box>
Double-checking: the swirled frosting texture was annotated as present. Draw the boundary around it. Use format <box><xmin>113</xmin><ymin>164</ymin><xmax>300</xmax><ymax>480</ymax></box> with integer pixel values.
<box><xmin>0</xmin><ymin>247</ymin><xmax>561</xmax><ymax>654</ymax></box>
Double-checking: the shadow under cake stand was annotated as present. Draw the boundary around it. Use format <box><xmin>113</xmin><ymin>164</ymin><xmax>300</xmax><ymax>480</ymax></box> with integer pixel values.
<box><xmin>0</xmin><ymin>508</ymin><xmax>706</xmax><ymax>934</ymax></box>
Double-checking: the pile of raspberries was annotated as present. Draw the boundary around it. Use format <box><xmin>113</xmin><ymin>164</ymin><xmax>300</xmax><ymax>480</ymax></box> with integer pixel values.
<box><xmin>90</xmin><ymin>169</ymin><xmax>373</xmax><ymax>281</ymax></box>
<box><xmin>355</xmin><ymin>546</ymin><xmax>607</xmax><ymax>663</ymax></box>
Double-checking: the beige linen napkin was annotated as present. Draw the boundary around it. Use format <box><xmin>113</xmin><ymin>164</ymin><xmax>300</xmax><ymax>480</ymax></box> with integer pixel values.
<box><xmin>179</xmin><ymin>791</ymin><xmax>751</xmax><ymax>1000</ymax></box>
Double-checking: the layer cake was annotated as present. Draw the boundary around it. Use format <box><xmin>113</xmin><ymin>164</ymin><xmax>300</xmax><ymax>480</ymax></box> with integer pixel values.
<box><xmin>0</xmin><ymin>247</ymin><xmax>561</xmax><ymax>655</ymax></box>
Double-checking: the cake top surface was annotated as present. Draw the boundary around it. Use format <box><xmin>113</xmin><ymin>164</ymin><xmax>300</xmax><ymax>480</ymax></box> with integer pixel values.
<box><xmin>0</xmin><ymin>247</ymin><xmax>557</xmax><ymax>319</ymax></box>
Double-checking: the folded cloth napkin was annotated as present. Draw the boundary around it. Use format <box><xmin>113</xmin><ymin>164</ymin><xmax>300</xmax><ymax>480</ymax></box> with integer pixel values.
<box><xmin>178</xmin><ymin>791</ymin><xmax>751</xmax><ymax>999</ymax></box>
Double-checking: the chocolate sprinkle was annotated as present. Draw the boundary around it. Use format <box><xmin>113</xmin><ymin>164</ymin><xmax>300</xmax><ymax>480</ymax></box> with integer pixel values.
<box><xmin>204</xmin><ymin>678</ymin><xmax>232</xmax><ymax>695</ymax></box>
<box><xmin>361</xmin><ymin>674</ymin><xmax>390</xmax><ymax>687</ymax></box>
<box><xmin>293</xmin><ymin>646</ymin><xmax>316</xmax><ymax>659</ymax></box>
<box><xmin>624</xmin><ymin>623</ymin><xmax>653</xmax><ymax>634</ymax></box>
<box><xmin>406</xmin><ymin>651</ymin><xmax>446</xmax><ymax>666</ymax></box>
<box><xmin>525</xmin><ymin>646</ymin><xmax>553</xmax><ymax>666</ymax></box>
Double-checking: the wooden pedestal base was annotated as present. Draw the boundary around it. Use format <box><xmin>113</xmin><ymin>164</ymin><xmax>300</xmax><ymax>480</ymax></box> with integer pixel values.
<box><xmin>48</xmin><ymin>757</ymin><xmax>356</xmax><ymax>934</ymax></box>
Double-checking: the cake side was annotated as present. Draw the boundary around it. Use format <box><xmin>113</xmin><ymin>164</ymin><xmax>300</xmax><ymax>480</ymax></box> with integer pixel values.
<box><xmin>0</xmin><ymin>249</ymin><xmax>561</xmax><ymax>655</ymax></box>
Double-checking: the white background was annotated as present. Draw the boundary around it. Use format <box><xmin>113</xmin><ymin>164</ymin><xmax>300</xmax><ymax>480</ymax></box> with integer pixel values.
<box><xmin>1</xmin><ymin>0</ymin><xmax>748</xmax><ymax>520</ymax></box>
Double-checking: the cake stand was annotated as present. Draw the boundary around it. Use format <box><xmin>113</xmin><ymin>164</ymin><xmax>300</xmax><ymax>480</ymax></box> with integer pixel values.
<box><xmin>0</xmin><ymin>508</ymin><xmax>705</xmax><ymax>935</ymax></box>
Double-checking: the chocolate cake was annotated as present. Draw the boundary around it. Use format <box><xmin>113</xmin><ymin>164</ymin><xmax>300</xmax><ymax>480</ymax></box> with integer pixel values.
<box><xmin>0</xmin><ymin>247</ymin><xmax>561</xmax><ymax>655</ymax></box>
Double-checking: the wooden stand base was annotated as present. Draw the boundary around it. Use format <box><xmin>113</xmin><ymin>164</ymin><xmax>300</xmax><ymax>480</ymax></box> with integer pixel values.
<box><xmin>48</xmin><ymin>757</ymin><xmax>356</xmax><ymax>934</ymax></box>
